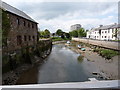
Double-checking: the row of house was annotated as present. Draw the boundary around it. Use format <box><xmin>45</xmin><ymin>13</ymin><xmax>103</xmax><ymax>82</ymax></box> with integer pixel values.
<box><xmin>86</xmin><ymin>23</ymin><xmax>120</xmax><ymax>40</ymax></box>
<box><xmin>1</xmin><ymin>1</ymin><xmax>38</xmax><ymax>51</ymax></box>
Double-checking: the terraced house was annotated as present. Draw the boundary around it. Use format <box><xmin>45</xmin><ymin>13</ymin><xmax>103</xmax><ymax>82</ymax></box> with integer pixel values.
<box><xmin>87</xmin><ymin>23</ymin><xmax>120</xmax><ymax>40</ymax></box>
<box><xmin>1</xmin><ymin>2</ymin><xmax>38</xmax><ymax>51</ymax></box>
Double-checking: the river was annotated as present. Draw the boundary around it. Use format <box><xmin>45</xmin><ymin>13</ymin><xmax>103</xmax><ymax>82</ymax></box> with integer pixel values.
<box><xmin>17</xmin><ymin>44</ymin><xmax>100</xmax><ymax>84</ymax></box>
<box><xmin>38</xmin><ymin>44</ymin><xmax>99</xmax><ymax>84</ymax></box>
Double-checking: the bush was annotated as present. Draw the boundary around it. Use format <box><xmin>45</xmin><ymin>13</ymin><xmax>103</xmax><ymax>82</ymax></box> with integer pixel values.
<box><xmin>99</xmin><ymin>49</ymin><xmax>118</xmax><ymax>59</ymax></box>
<box><xmin>51</xmin><ymin>37</ymin><xmax>70</xmax><ymax>42</ymax></box>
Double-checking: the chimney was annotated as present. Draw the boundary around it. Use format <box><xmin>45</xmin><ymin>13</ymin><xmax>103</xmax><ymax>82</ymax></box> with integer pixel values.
<box><xmin>99</xmin><ymin>25</ymin><xmax>103</xmax><ymax>27</ymax></box>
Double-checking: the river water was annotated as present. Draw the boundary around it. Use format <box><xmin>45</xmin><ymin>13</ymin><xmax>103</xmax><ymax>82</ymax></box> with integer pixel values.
<box><xmin>38</xmin><ymin>44</ymin><xmax>99</xmax><ymax>84</ymax></box>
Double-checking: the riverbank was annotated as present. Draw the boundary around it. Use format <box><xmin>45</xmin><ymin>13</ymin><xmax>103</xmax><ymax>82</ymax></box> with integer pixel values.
<box><xmin>68</xmin><ymin>41</ymin><xmax>119</xmax><ymax>80</ymax></box>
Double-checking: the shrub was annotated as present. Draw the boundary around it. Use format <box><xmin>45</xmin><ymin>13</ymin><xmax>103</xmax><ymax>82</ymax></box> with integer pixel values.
<box><xmin>100</xmin><ymin>49</ymin><xmax>118</xmax><ymax>59</ymax></box>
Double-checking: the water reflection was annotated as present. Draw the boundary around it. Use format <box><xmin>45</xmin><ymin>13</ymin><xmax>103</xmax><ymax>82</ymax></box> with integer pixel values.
<box><xmin>77</xmin><ymin>55</ymin><xmax>84</xmax><ymax>63</ymax></box>
<box><xmin>38</xmin><ymin>44</ymin><xmax>98</xmax><ymax>84</ymax></box>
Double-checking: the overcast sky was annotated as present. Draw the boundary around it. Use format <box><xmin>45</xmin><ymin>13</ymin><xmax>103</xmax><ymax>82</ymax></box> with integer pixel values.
<box><xmin>2</xmin><ymin>0</ymin><xmax>119</xmax><ymax>33</ymax></box>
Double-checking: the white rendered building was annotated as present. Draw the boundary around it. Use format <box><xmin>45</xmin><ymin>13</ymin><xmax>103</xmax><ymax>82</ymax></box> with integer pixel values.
<box><xmin>87</xmin><ymin>23</ymin><xmax>120</xmax><ymax>40</ymax></box>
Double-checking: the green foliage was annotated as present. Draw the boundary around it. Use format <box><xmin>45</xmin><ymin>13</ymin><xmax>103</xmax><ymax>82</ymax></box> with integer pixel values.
<box><xmin>52</xmin><ymin>37</ymin><xmax>70</xmax><ymax>42</ymax></box>
<box><xmin>69</xmin><ymin>28</ymin><xmax>86</xmax><ymax>37</ymax></box>
<box><xmin>77</xmin><ymin>55</ymin><xmax>84</xmax><ymax>63</ymax></box>
<box><xmin>56</xmin><ymin>29</ymin><xmax>63</xmax><ymax>36</ymax></box>
<box><xmin>78</xmin><ymin>28</ymin><xmax>86</xmax><ymax>37</ymax></box>
<box><xmin>2</xmin><ymin>10</ymin><xmax>10</xmax><ymax>46</ymax></box>
<box><xmin>39</xmin><ymin>29</ymin><xmax>51</xmax><ymax>38</ymax></box>
<box><xmin>93</xmin><ymin>48</ymin><xmax>118</xmax><ymax>59</ymax></box>
<box><xmin>100</xmin><ymin>49</ymin><xmax>118</xmax><ymax>59</ymax></box>
<box><xmin>65</xmin><ymin>33</ymin><xmax>70</xmax><ymax>39</ymax></box>
<box><xmin>69</xmin><ymin>30</ymin><xmax>78</xmax><ymax>37</ymax></box>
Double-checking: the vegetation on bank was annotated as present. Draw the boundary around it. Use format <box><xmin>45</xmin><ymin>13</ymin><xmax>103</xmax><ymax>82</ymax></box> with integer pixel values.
<box><xmin>93</xmin><ymin>48</ymin><xmax>119</xmax><ymax>59</ymax></box>
<box><xmin>2</xmin><ymin>40</ymin><xmax>52</xmax><ymax>74</ymax></box>
<box><xmin>51</xmin><ymin>37</ymin><xmax>70</xmax><ymax>42</ymax></box>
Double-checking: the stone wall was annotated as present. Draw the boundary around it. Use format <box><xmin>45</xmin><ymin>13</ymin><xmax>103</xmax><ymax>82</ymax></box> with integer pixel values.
<box><xmin>2</xmin><ymin>39</ymin><xmax>52</xmax><ymax>74</ymax></box>
<box><xmin>72</xmin><ymin>38</ymin><xmax>120</xmax><ymax>50</ymax></box>
<box><xmin>3</xmin><ymin>11</ymin><xmax>38</xmax><ymax>52</ymax></box>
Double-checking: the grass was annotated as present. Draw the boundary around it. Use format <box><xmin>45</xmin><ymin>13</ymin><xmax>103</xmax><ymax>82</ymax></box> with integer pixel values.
<box><xmin>99</xmin><ymin>49</ymin><xmax>119</xmax><ymax>59</ymax></box>
<box><xmin>93</xmin><ymin>48</ymin><xmax>119</xmax><ymax>59</ymax></box>
<box><xmin>51</xmin><ymin>37</ymin><xmax>70</xmax><ymax>42</ymax></box>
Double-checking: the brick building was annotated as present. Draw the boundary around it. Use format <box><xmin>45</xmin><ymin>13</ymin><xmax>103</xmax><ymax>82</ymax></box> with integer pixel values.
<box><xmin>1</xmin><ymin>2</ymin><xmax>38</xmax><ymax>51</ymax></box>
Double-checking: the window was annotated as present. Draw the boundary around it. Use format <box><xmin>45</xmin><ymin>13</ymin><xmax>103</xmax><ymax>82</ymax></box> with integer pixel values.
<box><xmin>102</xmin><ymin>31</ymin><xmax>104</xmax><ymax>33</ymax></box>
<box><xmin>23</xmin><ymin>21</ymin><xmax>26</xmax><ymax>26</ymax></box>
<box><xmin>108</xmin><ymin>30</ymin><xmax>110</xmax><ymax>33</ymax></box>
<box><xmin>105</xmin><ymin>31</ymin><xmax>107</xmax><ymax>33</ymax></box>
<box><xmin>29</xmin><ymin>36</ymin><xmax>31</xmax><ymax>41</ymax></box>
<box><xmin>28</xmin><ymin>23</ymin><xmax>30</xmax><ymax>27</ymax></box>
<box><xmin>24</xmin><ymin>35</ymin><xmax>27</xmax><ymax>41</ymax></box>
<box><xmin>17</xmin><ymin>18</ymin><xmax>20</xmax><ymax>25</ymax></box>
<box><xmin>32</xmin><ymin>36</ymin><xmax>35</xmax><ymax>40</ymax></box>
<box><xmin>112</xmin><ymin>29</ymin><xmax>114</xmax><ymax>33</ymax></box>
<box><xmin>102</xmin><ymin>36</ymin><xmax>103</xmax><ymax>38</ymax></box>
<box><xmin>105</xmin><ymin>36</ymin><xmax>107</xmax><ymax>38</ymax></box>
<box><xmin>17</xmin><ymin>35</ymin><xmax>22</xmax><ymax>45</ymax></box>
<box><xmin>32</xmin><ymin>23</ymin><xmax>34</xmax><ymax>28</ymax></box>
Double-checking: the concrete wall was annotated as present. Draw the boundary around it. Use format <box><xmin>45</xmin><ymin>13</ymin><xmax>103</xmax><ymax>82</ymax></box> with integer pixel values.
<box><xmin>72</xmin><ymin>38</ymin><xmax>120</xmax><ymax>50</ymax></box>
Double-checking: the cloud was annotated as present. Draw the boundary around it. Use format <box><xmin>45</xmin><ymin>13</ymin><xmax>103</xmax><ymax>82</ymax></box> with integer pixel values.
<box><xmin>2</xmin><ymin>0</ymin><xmax>118</xmax><ymax>33</ymax></box>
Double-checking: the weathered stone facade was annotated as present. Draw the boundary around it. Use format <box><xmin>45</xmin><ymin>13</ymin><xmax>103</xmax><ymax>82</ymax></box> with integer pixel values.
<box><xmin>5</xmin><ymin>12</ymin><xmax>38</xmax><ymax>51</ymax></box>
<box><xmin>1</xmin><ymin>2</ymin><xmax>38</xmax><ymax>52</ymax></box>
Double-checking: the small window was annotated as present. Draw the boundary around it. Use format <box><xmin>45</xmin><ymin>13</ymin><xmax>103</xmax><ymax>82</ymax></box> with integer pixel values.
<box><xmin>102</xmin><ymin>36</ymin><xmax>103</xmax><ymax>38</ymax></box>
<box><xmin>105</xmin><ymin>36</ymin><xmax>107</xmax><ymax>38</ymax></box>
<box><xmin>112</xmin><ymin>29</ymin><xmax>114</xmax><ymax>33</ymax></box>
<box><xmin>102</xmin><ymin>31</ymin><xmax>104</xmax><ymax>33</ymax></box>
<box><xmin>33</xmin><ymin>36</ymin><xmax>35</xmax><ymax>40</ymax></box>
<box><xmin>17</xmin><ymin>35</ymin><xmax>22</xmax><ymax>45</ymax></box>
<box><xmin>24</xmin><ymin>35</ymin><xmax>27</xmax><ymax>41</ymax></box>
<box><xmin>32</xmin><ymin>23</ymin><xmax>34</xmax><ymax>28</ymax></box>
<box><xmin>108</xmin><ymin>30</ymin><xmax>110</xmax><ymax>33</ymax></box>
<box><xmin>17</xmin><ymin>18</ymin><xmax>20</xmax><ymax>25</ymax></box>
<box><xmin>23</xmin><ymin>21</ymin><xmax>26</xmax><ymax>26</ymax></box>
<box><xmin>29</xmin><ymin>36</ymin><xmax>31</xmax><ymax>41</ymax></box>
<box><xmin>28</xmin><ymin>23</ymin><xmax>30</xmax><ymax>27</ymax></box>
<box><xmin>105</xmin><ymin>31</ymin><xmax>107</xmax><ymax>33</ymax></box>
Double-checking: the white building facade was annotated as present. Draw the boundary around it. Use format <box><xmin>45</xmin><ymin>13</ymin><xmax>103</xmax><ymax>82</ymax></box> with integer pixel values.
<box><xmin>87</xmin><ymin>23</ymin><xmax>120</xmax><ymax>40</ymax></box>
<box><xmin>70</xmin><ymin>24</ymin><xmax>81</xmax><ymax>31</ymax></box>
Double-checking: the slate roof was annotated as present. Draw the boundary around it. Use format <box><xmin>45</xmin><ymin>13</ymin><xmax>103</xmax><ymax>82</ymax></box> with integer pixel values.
<box><xmin>89</xmin><ymin>23</ymin><xmax>120</xmax><ymax>32</ymax></box>
<box><xmin>0</xmin><ymin>1</ymin><xmax>37</xmax><ymax>23</ymax></box>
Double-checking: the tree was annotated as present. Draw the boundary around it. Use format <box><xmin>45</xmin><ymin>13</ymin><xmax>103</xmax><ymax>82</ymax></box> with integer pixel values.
<box><xmin>52</xmin><ymin>33</ymin><xmax>55</xmax><ymax>37</ymax></box>
<box><xmin>78</xmin><ymin>28</ymin><xmax>86</xmax><ymax>37</ymax></box>
<box><xmin>56</xmin><ymin>29</ymin><xmax>63</xmax><ymax>36</ymax></box>
<box><xmin>69</xmin><ymin>30</ymin><xmax>78</xmax><ymax>37</ymax></box>
<box><xmin>39</xmin><ymin>29</ymin><xmax>50</xmax><ymax>38</ymax></box>
<box><xmin>65</xmin><ymin>33</ymin><xmax>70</xmax><ymax>39</ymax></box>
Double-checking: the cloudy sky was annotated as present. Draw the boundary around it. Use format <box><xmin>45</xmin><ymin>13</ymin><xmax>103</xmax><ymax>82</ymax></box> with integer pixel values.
<box><xmin>2</xmin><ymin>0</ymin><xmax>119</xmax><ymax>33</ymax></box>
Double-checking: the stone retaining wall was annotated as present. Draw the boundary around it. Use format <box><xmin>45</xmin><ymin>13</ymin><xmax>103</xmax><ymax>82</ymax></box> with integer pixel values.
<box><xmin>72</xmin><ymin>38</ymin><xmax>120</xmax><ymax>50</ymax></box>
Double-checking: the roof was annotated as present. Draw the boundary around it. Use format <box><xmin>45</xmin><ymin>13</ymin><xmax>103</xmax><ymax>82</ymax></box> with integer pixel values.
<box><xmin>89</xmin><ymin>23</ymin><xmax>120</xmax><ymax>32</ymax></box>
<box><xmin>99</xmin><ymin>24</ymin><xmax>115</xmax><ymax>30</ymax></box>
<box><xmin>0</xmin><ymin>1</ymin><xmax>37</xmax><ymax>23</ymax></box>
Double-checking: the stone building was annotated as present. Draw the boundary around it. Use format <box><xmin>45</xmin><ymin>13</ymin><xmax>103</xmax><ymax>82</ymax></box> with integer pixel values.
<box><xmin>70</xmin><ymin>24</ymin><xmax>81</xmax><ymax>31</ymax></box>
<box><xmin>1</xmin><ymin>2</ymin><xmax>38</xmax><ymax>51</ymax></box>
